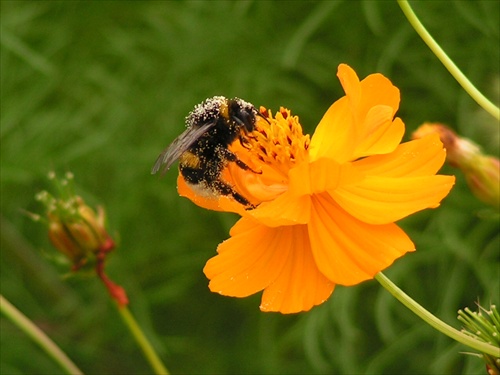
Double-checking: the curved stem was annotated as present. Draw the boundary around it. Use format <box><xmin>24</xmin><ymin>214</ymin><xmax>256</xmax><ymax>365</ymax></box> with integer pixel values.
<box><xmin>375</xmin><ymin>273</ymin><xmax>500</xmax><ymax>357</ymax></box>
<box><xmin>116</xmin><ymin>304</ymin><xmax>170</xmax><ymax>375</ymax></box>
<box><xmin>398</xmin><ymin>0</ymin><xmax>500</xmax><ymax>120</ymax></box>
<box><xmin>0</xmin><ymin>294</ymin><xmax>84</xmax><ymax>375</ymax></box>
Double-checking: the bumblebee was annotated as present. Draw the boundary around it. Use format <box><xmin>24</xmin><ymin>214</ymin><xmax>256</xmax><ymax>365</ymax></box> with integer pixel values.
<box><xmin>152</xmin><ymin>96</ymin><xmax>261</xmax><ymax>208</ymax></box>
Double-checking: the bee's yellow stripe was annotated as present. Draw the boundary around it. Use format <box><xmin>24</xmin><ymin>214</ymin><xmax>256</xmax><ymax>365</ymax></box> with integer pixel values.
<box><xmin>180</xmin><ymin>151</ymin><xmax>201</xmax><ymax>168</ymax></box>
<box><xmin>219</xmin><ymin>100</ymin><xmax>229</xmax><ymax>120</ymax></box>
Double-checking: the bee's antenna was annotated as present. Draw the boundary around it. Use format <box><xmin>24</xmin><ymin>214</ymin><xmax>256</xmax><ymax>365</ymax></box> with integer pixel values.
<box><xmin>257</xmin><ymin>111</ymin><xmax>270</xmax><ymax>124</ymax></box>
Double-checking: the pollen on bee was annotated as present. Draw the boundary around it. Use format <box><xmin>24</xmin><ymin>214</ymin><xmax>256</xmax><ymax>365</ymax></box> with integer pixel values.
<box><xmin>219</xmin><ymin>100</ymin><xmax>229</xmax><ymax>120</ymax></box>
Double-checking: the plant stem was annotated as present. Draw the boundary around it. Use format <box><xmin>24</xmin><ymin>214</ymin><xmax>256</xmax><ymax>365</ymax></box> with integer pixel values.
<box><xmin>0</xmin><ymin>294</ymin><xmax>84</xmax><ymax>375</ymax></box>
<box><xmin>398</xmin><ymin>0</ymin><xmax>500</xmax><ymax>121</ymax></box>
<box><xmin>375</xmin><ymin>273</ymin><xmax>500</xmax><ymax>357</ymax></box>
<box><xmin>116</xmin><ymin>304</ymin><xmax>170</xmax><ymax>375</ymax></box>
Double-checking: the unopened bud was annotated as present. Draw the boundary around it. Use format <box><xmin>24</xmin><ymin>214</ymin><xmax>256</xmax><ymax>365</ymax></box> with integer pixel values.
<box><xmin>36</xmin><ymin>173</ymin><xmax>114</xmax><ymax>270</ymax></box>
<box><xmin>413</xmin><ymin>123</ymin><xmax>500</xmax><ymax>209</ymax></box>
<box><xmin>33</xmin><ymin>172</ymin><xmax>127</xmax><ymax>305</ymax></box>
<box><xmin>458</xmin><ymin>304</ymin><xmax>500</xmax><ymax>374</ymax></box>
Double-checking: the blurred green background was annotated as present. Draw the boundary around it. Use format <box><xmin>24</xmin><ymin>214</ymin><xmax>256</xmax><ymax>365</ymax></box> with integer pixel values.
<box><xmin>1</xmin><ymin>1</ymin><xmax>499</xmax><ymax>374</ymax></box>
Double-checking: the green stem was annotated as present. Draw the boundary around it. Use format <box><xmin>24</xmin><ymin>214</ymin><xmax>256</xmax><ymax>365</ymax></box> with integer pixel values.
<box><xmin>398</xmin><ymin>0</ymin><xmax>500</xmax><ymax>121</ymax></box>
<box><xmin>116</xmin><ymin>304</ymin><xmax>170</xmax><ymax>375</ymax></box>
<box><xmin>375</xmin><ymin>273</ymin><xmax>500</xmax><ymax>357</ymax></box>
<box><xmin>0</xmin><ymin>294</ymin><xmax>84</xmax><ymax>375</ymax></box>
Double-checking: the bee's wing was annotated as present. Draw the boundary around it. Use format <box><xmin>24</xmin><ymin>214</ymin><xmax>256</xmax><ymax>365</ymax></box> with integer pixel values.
<box><xmin>151</xmin><ymin>121</ymin><xmax>215</xmax><ymax>175</ymax></box>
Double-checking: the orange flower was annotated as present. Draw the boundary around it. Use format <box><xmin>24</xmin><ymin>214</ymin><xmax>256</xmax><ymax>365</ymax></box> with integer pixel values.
<box><xmin>179</xmin><ymin>64</ymin><xmax>455</xmax><ymax>313</ymax></box>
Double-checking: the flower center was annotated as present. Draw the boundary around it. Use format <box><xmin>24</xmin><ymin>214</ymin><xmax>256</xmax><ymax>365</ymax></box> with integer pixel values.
<box><xmin>228</xmin><ymin>107</ymin><xmax>310</xmax><ymax>205</ymax></box>
<box><xmin>252</xmin><ymin>107</ymin><xmax>310</xmax><ymax>175</ymax></box>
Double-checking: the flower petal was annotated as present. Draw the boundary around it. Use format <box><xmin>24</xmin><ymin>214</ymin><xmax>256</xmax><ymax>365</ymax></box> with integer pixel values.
<box><xmin>203</xmin><ymin>218</ymin><xmax>291</xmax><ymax>297</ymax></box>
<box><xmin>338</xmin><ymin>64</ymin><xmax>402</xmax><ymax>158</ymax></box>
<box><xmin>308</xmin><ymin>193</ymin><xmax>415</xmax><ymax>286</ymax></box>
<box><xmin>247</xmin><ymin>190</ymin><xmax>311</xmax><ymax>227</ymax></box>
<box><xmin>310</xmin><ymin>96</ymin><xmax>357</xmax><ymax>163</ymax></box>
<box><xmin>347</xmin><ymin>64</ymin><xmax>400</xmax><ymax>119</ymax></box>
<box><xmin>177</xmin><ymin>174</ymin><xmax>247</xmax><ymax>214</ymax></box>
<box><xmin>289</xmin><ymin>158</ymin><xmax>364</xmax><ymax>197</ymax></box>
<box><xmin>330</xmin><ymin>174</ymin><xmax>456</xmax><ymax>224</ymax></box>
<box><xmin>337</xmin><ymin>63</ymin><xmax>362</xmax><ymax>111</ymax></box>
<box><xmin>260</xmin><ymin>225</ymin><xmax>335</xmax><ymax>314</ymax></box>
<box><xmin>353</xmin><ymin>133</ymin><xmax>447</xmax><ymax>178</ymax></box>
<box><xmin>353</xmin><ymin>115</ymin><xmax>405</xmax><ymax>159</ymax></box>
<box><xmin>205</xmin><ymin>219</ymin><xmax>335</xmax><ymax>313</ymax></box>
<box><xmin>248</xmin><ymin>159</ymin><xmax>358</xmax><ymax>228</ymax></box>
<box><xmin>310</xmin><ymin>64</ymin><xmax>402</xmax><ymax>163</ymax></box>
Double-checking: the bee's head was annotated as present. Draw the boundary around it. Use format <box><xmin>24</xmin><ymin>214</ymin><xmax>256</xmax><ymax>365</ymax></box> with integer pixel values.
<box><xmin>227</xmin><ymin>98</ymin><xmax>259</xmax><ymax>134</ymax></box>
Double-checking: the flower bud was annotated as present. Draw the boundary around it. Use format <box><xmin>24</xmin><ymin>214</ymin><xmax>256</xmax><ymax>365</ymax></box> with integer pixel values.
<box><xmin>413</xmin><ymin>123</ymin><xmax>500</xmax><ymax>209</ymax></box>
<box><xmin>458</xmin><ymin>304</ymin><xmax>500</xmax><ymax>374</ymax></box>
<box><xmin>36</xmin><ymin>173</ymin><xmax>114</xmax><ymax>270</ymax></box>
<box><xmin>33</xmin><ymin>172</ymin><xmax>127</xmax><ymax>305</ymax></box>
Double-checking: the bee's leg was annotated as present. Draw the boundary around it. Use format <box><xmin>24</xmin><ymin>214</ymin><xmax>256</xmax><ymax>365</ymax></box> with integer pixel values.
<box><xmin>218</xmin><ymin>147</ymin><xmax>261</xmax><ymax>174</ymax></box>
<box><xmin>234</xmin><ymin>158</ymin><xmax>261</xmax><ymax>174</ymax></box>
<box><xmin>211</xmin><ymin>180</ymin><xmax>255</xmax><ymax>209</ymax></box>
<box><xmin>238</xmin><ymin>134</ymin><xmax>255</xmax><ymax>149</ymax></box>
